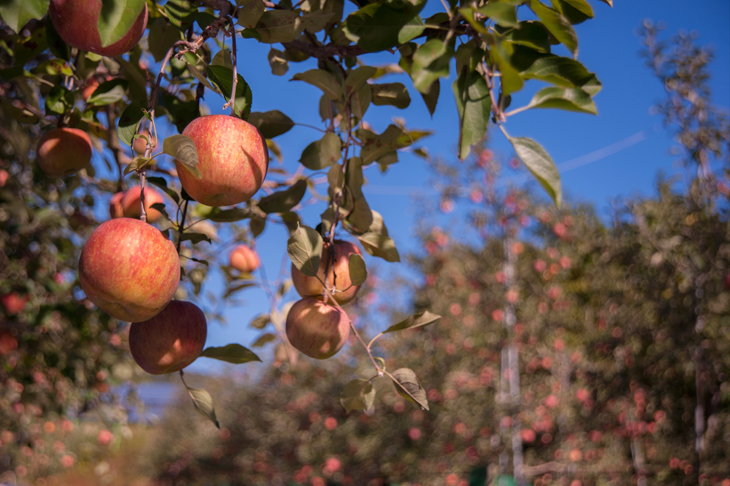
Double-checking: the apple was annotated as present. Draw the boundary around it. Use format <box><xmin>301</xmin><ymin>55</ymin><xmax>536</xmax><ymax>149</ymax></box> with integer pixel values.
<box><xmin>133</xmin><ymin>129</ymin><xmax>152</xmax><ymax>155</ymax></box>
<box><xmin>81</xmin><ymin>77</ymin><xmax>100</xmax><ymax>101</ymax></box>
<box><xmin>291</xmin><ymin>240</ymin><xmax>363</xmax><ymax>305</ymax></box>
<box><xmin>109</xmin><ymin>192</ymin><xmax>124</xmax><ymax>219</ymax></box>
<box><xmin>1</xmin><ymin>292</ymin><xmax>29</xmax><ymax>315</ymax></box>
<box><xmin>285</xmin><ymin>298</ymin><xmax>350</xmax><ymax>360</ymax></box>
<box><xmin>229</xmin><ymin>244</ymin><xmax>260</xmax><ymax>273</ymax></box>
<box><xmin>36</xmin><ymin>128</ymin><xmax>92</xmax><ymax>178</ymax></box>
<box><xmin>48</xmin><ymin>0</ymin><xmax>148</xmax><ymax>57</ymax></box>
<box><xmin>128</xmin><ymin>300</ymin><xmax>207</xmax><ymax>375</ymax></box>
<box><xmin>176</xmin><ymin>115</ymin><xmax>269</xmax><ymax>206</ymax></box>
<box><xmin>79</xmin><ymin>218</ymin><xmax>180</xmax><ymax>322</ymax></box>
<box><xmin>121</xmin><ymin>186</ymin><xmax>166</xmax><ymax>222</ymax></box>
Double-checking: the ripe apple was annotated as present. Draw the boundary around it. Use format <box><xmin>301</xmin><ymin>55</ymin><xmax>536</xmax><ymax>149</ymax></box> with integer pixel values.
<box><xmin>1</xmin><ymin>292</ymin><xmax>29</xmax><ymax>315</ymax></box>
<box><xmin>121</xmin><ymin>186</ymin><xmax>166</xmax><ymax>222</ymax></box>
<box><xmin>36</xmin><ymin>128</ymin><xmax>92</xmax><ymax>178</ymax></box>
<box><xmin>128</xmin><ymin>300</ymin><xmax>207</xmax><ymax>375</ymax></box>
<box><xmin>109</xmin><ymin>192</ymin><xmax>124</xmax><ymax>219</ymax></box>
<box><xmin>229</xmin><ymin>244</ymin><xmax>260</xmax><ymax>273</ymax></box>
<box><xmin>176</xmin><ymin>115</ymin><xmax>269</xmax><ymax>206</ymax></box>
<box><xmin>291</xmin><ymin>240</ymin><xmax>363</xmax><ymax>305</ymax></box>
<box><xmin>133</xmin><ymin>129</ymin><xmax>152</xmax><ymax>155</ymax></box>
<box><xmin>48</xmin><ymin>0</ymin><xmax>148</xmax><ymax>57</ymax></box>
<box><xmin>285</xmin><ymin>298</ymin><xmax>350</xmax><ymax>360</ymax></box>
<box><xmin>79</xmin><ymin>218</ymin><xmax>180</xmax><ymax>322</ymax></box>
<box><xmin>81</xmin><ymin>77</ymin><xmax>100</xmax><ymax>101</ymax></box>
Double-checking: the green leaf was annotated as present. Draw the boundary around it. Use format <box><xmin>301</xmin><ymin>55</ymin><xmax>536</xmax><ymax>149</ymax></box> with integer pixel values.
<box><xmin>238</xmin><ymin>0</ymin><xmax>265</xmax><ymax>29</ymax></box>
<box><xmin>411</xmin><ymin>39</ymin><xmax>452</xmax><ymax>94</ymax></box>
<box><xmin>383</xmin><ymin>310</ymin><xmax>441</xmax><ymax>334</ymax></box>
<box><xmin>299</xmin><ymin>10</ymin><xmax>336</xmax><ymax>33</ymax></box>
<box><xmin>117</xmin><ymin>100</ymin><xmax>147</xmax><ymax>146</ymax></box>
<box><xmin>520</xmin><ymin>54</ymin><xmax>601</xmax><ymax>95</ymax></box>
<box><xmin>87</xmin><ymin>78</ymin><xmax>128</xmax><ymax>106</ymax></box>
<box><xmin>0</xmin><ymin>0</ymin><xmax>49</xmax><ymax>34</ymax></box>
<box><xmin>355</xmin><ymin>211</ymin><xmax>399</xmax><ymax>262</ymax></box>
<box><xmin>44</xmin><ymin>85</ymin><xmax>73</xmax><ymax>116</ymax></box>
<box><xmin>123</xmin><ymin>156</ymin><xmax>151</xmax><ymax>176</ymax></box>
<box><xmin>596</xmin><ymin>0</ymin><xmax>612</xmax><ymax>6</ymax></box>
<box><xmin>249</xmin><ymin>314</ymin><xmax>270</xmax><ymax>329</ymax></box>
<box><xmin>206</xmin><ymin>65</ymin><xmax>253</xmax><ymax>119</ymax></box>
<box><xmin>255</xmin><ymin>10</ymin><xmax>301</xmax><ymax>43</ymax></box>
<box><xmin>452</xmin><ymin>68</ymin><xmax>491</xmax><ymax>160</ymax></box>
<box><xmin>211</xmin><ymin>47</ymin><xmax>233</xmax><ymax>69</ymax></box>
<box><xmin>207</xmin><ymin>208</ymin><xmax>254</xmax><ymax>222</ymax></box>
<box><xmin>371</xmin><ymin>83</ymin><xmax>411</xmax><ymax>109</ymax></box>
<box><xmin>201</xmin><ymin>344</ymin><xmax>261</xmax><ymax>364</ymax></box>
<box><xmin>300</xmin><ymin>132</ymin><xmax>342</xmax><ymax>170</ymax></box>
<box><xmin>504</xmin><ymin>132</ymin><xmax>561</xmax><ymax>207</ymax></box>
<box><xmin>250</xmin><ymin>216</ymin><xmax>266</xmax><ymax>237</ymax></box>
<box><xmin>390</xmin><ymin>368</ymin><xmax>429</xmax><ymax>411</ymax></box>
<box><xmin>358</xmin><ymin>125</ymin><xmax>412</xmax><ymax>166</ymax></box>
<box><xmin>163</xmin><ymin>134</ymin><xmax>201</xmax><ymax>179</ymax></box>
<box><xmin>180</xmin><ymin>232</ymin><xmax>212</xmax><ymax>245</ymax></box>
<box><xmin>185</xmin><ymin>386</ymin><xmax>220</xmax><ymax>428</ymax></box>
<box><xmin>258</xmin><ymin>179</ymin><xmax>307</xmax><ymax>214</ymax></box>
<box><xmin>348</xmin><ymin>253</ymin><xmax>367</xmax><ymax>286</ymax></box>
<box><xmin>420</xmin><ymin>80</ymin><xmax>439</xmax><ymax>116</ymax></box>
<box><xmin>185</xmin><ymin>61</ymin><xmax>217</xmax><ymax>91</ymax></box>
<box><xmin>526</xmin><ymin>86</ymin><xmax>597</xmax><ymax>114</ymax></box>
<box><xmin>164</xmin><ymin>0</ymin><xmax>197</xmax><ymax>31</ymax></box>
<box><xmin>292</xmin><ymin>69</ymin><xmax>344</xmax><ymax>102</ymax></box>
<box><xmin>328</xmin><ymin>164</ymin><xmax>344</xmax><ymax>191</ymax></box>
<box><xmin>340</xmin><ymin>378</ymin><xmax>376</xmax><ymax>413</ymax></box>
<box><xmin>98</xmin><ymin>0</ymin><xmax>146</xmax><ymax>48</ymax></box>
<box><xmin>147</xmin><ymin>18</ymin><xmax>181</xmax><ymax>62</ymax></box>
<box><xmin>351</xmin><ymin>84</ymin><xmax>372</xmax><ymax>120</ymax></box>
<box><xmin>502</xmin><ymin>21</ymin><xmax>551</xmax><ymax>53</ymax></box>
<box><xmin>529</xmin><ymin>0</ymin><xmax>578</xmax><ymax>58</ymax></box>
<box><xmin>489</xmin><ymin>37</ymin><xmax>524</xmax><ymax>96</ymax></box>
<box><xmin>551</xmin><ymin>0</ymin><xmax>593</xmax><ymax>24</ymax></box>
<box><xmin>345</xmin><ymin>66</ymin><xmax>377</xmax><ymax>97</ymax></box>
<box><xmin>343</xmin><ymin>2</ymin><xmax>425</xmax><ymax>52</ymax></box>
<box><xmin>45</xmin><ymin>20</ymin><xmax>69</xmax><ymax>60</ymax></box>
<box><xmin>268</xmin><ymin>48</ymin><xmax>289</xmax><ymax>76</ymax></box>
<box><xmin>247</xmin><ymin>110</ymin><xmax>294</xmax><ymax>139</ymax></box>
<box><xmin>287</xmin><ymin>225</ymin><xmax>324</xmax><ymax>277</ymax></box>
<box><xmin>147</xmin><ymin>176</ymin><xmax>180</xmax><ymax>203</ymax></box>
<box><xmin>476</xmin><ymin>2</ymin><xmax>518</xmax><ymax>28</ymax></box>
<box><xmin>252</xmin><ymin>333</ymin><xmax>276</xmax><ymax>347</ymax></box>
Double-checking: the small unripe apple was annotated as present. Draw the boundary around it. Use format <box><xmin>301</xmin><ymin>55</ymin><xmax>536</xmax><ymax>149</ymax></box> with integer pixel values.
<box><xmin>79</xmin><ymin>218</ymin><xmax>180</xmax><ymax>322</ymax></box>
<box><xmin>1</xmin><ymin>292</ymin><xmax>29</xmax><ymax>315</ymax></box>
<box><xmin>36</xmin><ymin>128</ymin><xmax>92</xmax><ymax>178</ymax></box>
<box><xmin>291</xmin><ymin>240</ymin><xmax>362</xmax><ymax>305</ymax></box>
<box><xmin>129</xmin><ymin>300</ymin><xmax>207</xmax><ymax>375</ymax></box>
<box><xmin>109</xmin><ymin>192</ymin><xmax>124</xmax><ymax>219</ymax></box>
<box><xmin>229</xmin><ymin>244</ymin><xmax>260</xmax><ymax>273</ymax></box>
<box><xmin>176</xmin><ymin>115</ymin><xmax>269</xmax><ymax>206</ymax></box>
<box><xmin>49</xmin><ymin>0</ymin><xmax>148</xmax><ymax>57</ymax></box>
<box><xmin>121</xmin><ymin>186</ymin><xmax>166</xmax><ymax>222</ymax></box>
<box><xmin>286</xmin><ymin>298</ymin><xmax>350</xmax><ymax>360</ymax></box>
<box><xmin>133</xmin><ymin>130</ymin><xmax>152</xmax><ymax>155</ymax></box>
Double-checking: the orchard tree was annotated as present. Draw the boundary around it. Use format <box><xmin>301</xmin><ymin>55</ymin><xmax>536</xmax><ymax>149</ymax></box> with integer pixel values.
<box><xmin>0</xmin><ymin>0</ymin><xmax>611</xmax><ymax>482</ymax></box>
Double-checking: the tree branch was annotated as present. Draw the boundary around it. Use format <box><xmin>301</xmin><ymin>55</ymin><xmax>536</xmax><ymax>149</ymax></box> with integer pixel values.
<box><xmin>282</xmin><ymin>40</ymin><xmax>367</xmax><ymax>59</ymax></box>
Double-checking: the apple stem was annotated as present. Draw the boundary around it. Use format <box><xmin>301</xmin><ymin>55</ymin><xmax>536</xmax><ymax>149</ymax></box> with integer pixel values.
<box><xmin>139</xmin><ymin>171</ymin><xmax>148</xmax><ymax>223</ymax></box>
<box><xmin>228</xmin><ymin>21</ymin><xmax>238</xmax><ymax>117</ymax></box>
<box><xmin>327</xmin><ymin>293</ymin><xmax>383</xmax><ymax>378</ymax></box>
<box><xmin>177</xmin><ymin>199</ymin><xmax>190</xmax><ymax>253</ymax></box>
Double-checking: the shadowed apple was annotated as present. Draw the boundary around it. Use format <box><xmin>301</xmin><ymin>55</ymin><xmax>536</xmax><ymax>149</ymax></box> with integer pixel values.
<box><xmin>36</xmin><ymin>128</ymin><xmax>92</xmax><ymax>178</ymax></box>
<box><xmin>176</xmin><ymin>115</ymin><xmax>269</xmax><ymax>206</ymax></box>
<box><xmin>229</xmin><ymin>244</ymin><xmax>260</xmax><ymax>273</ymax></box>
<box><xmin>129</xmin><ymin>300</ymin><xmax>207</xmax><ymax>375</ymax></box>
<box><xmin>49</xmin><ymin>0</ymin><xmax>148</xmax><ymax>57</ymax></box>
<box><xmin>109</xmin><ymin>192</ymin><xmax>124</xmax><ymax>219</ymax></box>
<box><xmin>79</xmin><ymin>218</ymin><xmax>180</xmax><ymax>322</ymax></box>
<box><xmin>121</xmin><ymin>186</ymin><xmax>166</xmax><ymax>222</ymax></box>
<box><xmin>286</xmin><ymin>298</ymin><xmax>350</xmax><ymax>360</ymax></box>
<box><xmin>291</xmin><ymin>240</ymin><xmax>363</xmax><ymax>305</ymax></box>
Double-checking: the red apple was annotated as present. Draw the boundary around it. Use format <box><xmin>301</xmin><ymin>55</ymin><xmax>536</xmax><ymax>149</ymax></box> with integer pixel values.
<box><xmin>133</xmin><ymin>129</ymin><xmax>152</xmax><ymax>155</ymax></box>
<box><xmin>176</xmin><ymin>115</ymin><xmax>268</xmax><ymax>206</ymax></box>
<box><xmin>1</xmin><ymin>292</ymin><xmax>29</xmax><ymax>315</ymax></box>
<box><xmin>121</xmin><ymin>186</ymin><xmax>166</xmax><ymax>222</ymax></box>
<box><xmin>109</xmin><ymin>192</ymin><xmax>124</xmax><ymax>219</ymax></box>
<box><xmin>48</xmin><ymin>0</ymin><xmax>148</xmax><ymax>57</ymax></box>
<box><xmin>81</xmin><ymin>77</ymin><xmax>100</xmax><ymax>101</ymax></box>
<box><xmin>286</xmin><ymin>298</ymin><xmax>349</xmax><ymax>360</ymax></box>
<box><xmin>79</xmin><ymin>218</ymin><xmax>180</xmax><ymax>322</ymax></box>
<box><xmin>128</xmin><ymin>300</ymin><xmax>207</xmax><ymax>375</ymax></box>
<box><xmin>36</xmin><ymin>128</ymin><xmax>92</xmax><ymax>178</ymax></box>
<box><xmin>291</xmin><ymin>240</ymin><xmax>363</xmax><ymax>305</ymax></box>
<box><xmin>229</xmin><ymin>244</ymin><xmax>260</xmax><ymax>273</ymax></box>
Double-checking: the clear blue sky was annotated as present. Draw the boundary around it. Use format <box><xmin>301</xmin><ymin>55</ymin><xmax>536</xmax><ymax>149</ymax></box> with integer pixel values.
<box><xmin>163</xmin><ymin>0</ymin><xmax>730</xmax><ymax>374</ymax></box>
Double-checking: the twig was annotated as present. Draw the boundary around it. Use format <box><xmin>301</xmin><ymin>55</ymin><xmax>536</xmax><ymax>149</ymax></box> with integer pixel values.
<box><xmin>176</xmin><ymin>199</ymin><xmax>190</xmax><ymax>253</ymax></box>
<box><xmin>139</xmin><ymin>170</ymin><xmax>148</xmax><ymax>222</ymax></box>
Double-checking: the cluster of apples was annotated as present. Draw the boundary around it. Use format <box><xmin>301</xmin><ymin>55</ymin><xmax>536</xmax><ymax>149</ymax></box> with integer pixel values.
<box><xmin>44</xmin><ymin>0</ymin><xmax>364</xmax><ymax>373</ymax></box>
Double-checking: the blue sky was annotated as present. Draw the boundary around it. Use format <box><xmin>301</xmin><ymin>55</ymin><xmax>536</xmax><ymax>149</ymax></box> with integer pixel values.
<box><xmin>157</xmin><ymin>0</ymin><xmax>730</xmax><ymax>374</ymax></box>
